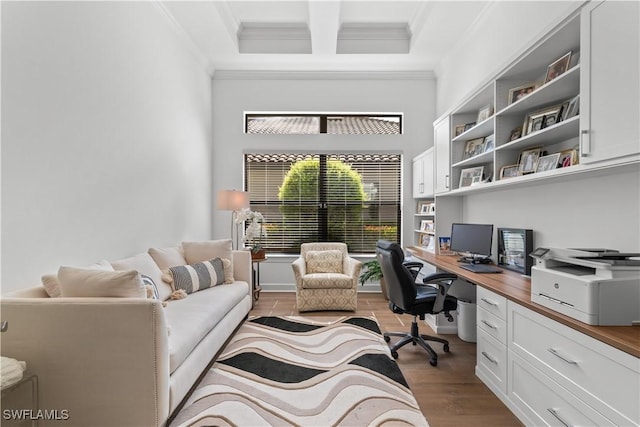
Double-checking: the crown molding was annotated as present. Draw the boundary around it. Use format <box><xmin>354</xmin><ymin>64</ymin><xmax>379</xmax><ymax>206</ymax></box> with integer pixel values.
<box><xmin>213</xmin><ymin>70</ymin><xmax>435</xmax><ymax>80</ymax></box>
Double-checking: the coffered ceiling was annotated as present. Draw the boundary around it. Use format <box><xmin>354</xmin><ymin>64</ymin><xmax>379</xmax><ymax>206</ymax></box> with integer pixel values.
<box><xmin>159</xmin><ymin>1</ymin><xmax>491</xmax><ymax>74</ymax></box>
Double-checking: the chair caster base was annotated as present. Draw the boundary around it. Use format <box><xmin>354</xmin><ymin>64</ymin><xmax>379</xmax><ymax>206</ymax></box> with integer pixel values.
<box><xmin>430</xmin><ymin>359</ymin><xmax>437</xmax><ymax>367</ymax></box>
<box><xmin>443</xmin><ymin>344</ymin><xmax>450</xmax><ymax>353</ymax></box>
<box><xmin>391</xmin><ymin>350</ymin><xmax>398</xmax><ymax>359</ymax></box>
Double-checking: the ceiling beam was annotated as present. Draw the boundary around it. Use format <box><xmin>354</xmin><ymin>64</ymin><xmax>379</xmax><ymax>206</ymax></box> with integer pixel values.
<box><xmin>308</xmin><ymin>0</ymin><xmax>341</xmax><ymax>54</ymax></box>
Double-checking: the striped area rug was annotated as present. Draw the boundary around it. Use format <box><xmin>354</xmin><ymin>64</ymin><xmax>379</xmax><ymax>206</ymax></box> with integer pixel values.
<box><xmin>170</xmin><ymin>316</ymin><xmax>429</xmax><ymax>426</ymax></box>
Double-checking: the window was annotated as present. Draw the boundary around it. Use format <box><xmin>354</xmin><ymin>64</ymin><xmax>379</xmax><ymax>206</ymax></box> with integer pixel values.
<box><xmin>245</xmin><ymin>113</ymin><xmax>402</xmax><ymax>134</ymax></box>
<box><xmin>244</xmin><ymin>153</ymin><xmax>401</xmax><ymax>253</ymax></box>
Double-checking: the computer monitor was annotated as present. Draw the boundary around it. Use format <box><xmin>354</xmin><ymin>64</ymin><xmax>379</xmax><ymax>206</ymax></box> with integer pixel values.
<box><xmin>449</xmin><ymin>223</ymin><xmax>494</xmax><ymax>262</ymax></box>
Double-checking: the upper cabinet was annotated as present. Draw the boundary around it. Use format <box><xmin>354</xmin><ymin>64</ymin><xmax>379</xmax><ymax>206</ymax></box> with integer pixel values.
<box><xmin>580</xmin><ymin>0</ymin><xmax>640</xmax><ymax>164</ymax></box>
<box><xmin>435</xmin><ymin>0</ymin><xmax>639</xmax><ymax>196</ymax></box>
<box><xmin>412</xmin><ymin>148</ymin><xmax>434</xmax><ymax>198</ymax></box>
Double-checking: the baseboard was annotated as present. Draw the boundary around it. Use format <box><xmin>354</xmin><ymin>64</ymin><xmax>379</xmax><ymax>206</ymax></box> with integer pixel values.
<box><xmin>423</xmin><ymin>313</ymin><xmax>458</xmax><ymax>335</ymax></box>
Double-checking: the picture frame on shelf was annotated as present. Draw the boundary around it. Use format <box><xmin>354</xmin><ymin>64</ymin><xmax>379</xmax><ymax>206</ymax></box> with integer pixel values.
<box><xmin>508</xmin><ymin>83</ymin><xmax>537</xmax><ymax>104</ymax></box>
<box><xmin>477</xmin><ymin>104</ymin><xmax>493</xmax><ymax>123</ymax></box>
<box><xmin>499</xmin><ymin>164</ymin><xmax>521</xmax><ymax>179</ymax></box>
<box><xmin>562</xmin><ymin>94</ymin><xmax>580</xmax><ymax>120</ymax></box>
<box><xmin>518</xmin><ymin>147</ymin><xmax>543</xmax><ymax>174</ymax></box>
<box><xmin>418</xmin><ymin>201</ymin><xmax>431</xmax><ymax>214</ymax></box>
<box><xmin>454</xmin><ymin>124</ymin><xmax>466</xmax><ymax>137</ymax></box>
<box><xmin>483</xmin><ymin>134</ymin><xmax>495</xmax><ymax>153</ymax></box>
<box><xmin>420</xmin><ymin>220</ymin><xmax>434</xmax><ymax>232</ymax></box>
<box><xmin>544</xmin><ymin>51</ymin><xmax>572</xmax><ymax>83</ymax></box>
<box><xmin>509</xmin><ymin>127</ymin><xmax>523</xmax><ymax>141</ymax></box>
<box><xmin>523</xmin><ymin>105</ymin><xmax>562</xmax><ymax>135</ymax></box>
<box><xmin>535</xmin><ymin>153</ymin><xmax>560</xmax><ymax>172</ymax></box>
<box><xmin>462</xmin><ymin>137</ymin><xmax>485</xmax><ymax>160</ymax></box>
<box><xmin>419</xmin><ymin>233</ymin><xmax>432</xmax><ymax>248</ymax></box>
<box><xmin>459</xmin><ymin>166</ymin><xmax>484</xmax><ymax>188</ymax></box>
<box><xmin>438</xmin><ymin>237</ymin><xmax>454</xmax><ymax>255</ymax></box>
<box><xmin>463</xmin><ymin>122</ymin><xmax>476</xmax><ymax>132</ymax></box>
<box><xmin>428</xmin><ymin>203</ymin><xmax>436</xmax><ymax>214</ymax></box>
<box><xmin>558</xmin><ymin>148</ymin><xmax>578</xmax><ymax>167</ymax></box>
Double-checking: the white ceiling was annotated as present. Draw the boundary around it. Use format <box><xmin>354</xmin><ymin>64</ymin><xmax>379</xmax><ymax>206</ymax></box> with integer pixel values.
<box><xmin>159</xmin><ymin>0</ymin><xmax>491</xmax><ymax>74</ymax></box>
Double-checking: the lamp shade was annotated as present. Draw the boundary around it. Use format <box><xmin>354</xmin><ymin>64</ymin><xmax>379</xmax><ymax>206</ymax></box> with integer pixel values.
<box><xmin>217</xmin><ymin>190</ymin><xmax>249</xmax><ymax>211</ymax></box>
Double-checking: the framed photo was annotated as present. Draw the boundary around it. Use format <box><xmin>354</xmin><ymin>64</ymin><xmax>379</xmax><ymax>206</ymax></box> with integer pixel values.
<box><xmin>428</xmin><ymin>203</ymin><xmax>436</xmax><ymax>214</ymax></box>
<box><xmin>477</xmin><ymin>104</ymin><xmax>493</xmax><ymax>123</ymax></box>
<box><xmin>508</xmin><ymin>83</ymin><xmax>536</xmax><ymax>104</ymax></box>
<box><xmin>509</xmin><ymin>127</ymin><xmax>523</xmax><ymax>141</ymax></box>
<box><xmin>562</xmin><ymin>94</ymin><xmax>580</xmax><ymax>120</ymax></box>
<box><xmin>418</xmin><ymin>201</ymin><xmax>431</xmax><ymax>214</ymax></box>
<box><xmin>545</xmin><ymin>51</ymin><xmax>572</xmax><ymax>84</ymax></box>
<box><xmin>523</xmin><ymin>105</ymin><xmax>562</xmax><ymax>135</ymax></box>
<box><xmin>535</xmin><ymin>153</ymin><xmax>560</xmax><ymax>172</ymax></box>
<box><xmin>454</xmin><ymin>124</ymin><xmax>466</xmax><ymax>137</ymax></box>
<box><xmin>463</xmin><ymin>122</ymin><xmax>476</xmax><ymax>132</ymax></box>
<box><xmin>558</xmin><ymin>148</ymin><xmax>578</xmax><ymax>168</ymax></box>
<box><xmin>459</xmin><ymin>166</ymin><xmax>484</xmax><ymax>188</ymax></box>
<box><xmin>438</xmin><ymin>237</ymin><xmax>454</xmax><ymax>255</ymax></box>
<box><xmin>518</xmin><ymin>147</ymin><xmax>542</xmax><ymax>174</ymax></box>
<box><xmin>462</xmin><ymin>137</ymin><xmax>485</xmax><ymax>160</ymax></box>
<box><xmin>499</xmin><ymin>164</ymin><xmax>521</xmax><ymax>179</ymax></box>
<box><xmin>483</xmin><ymin>134</ymin><xmax>495</xmax><ymax>153</ymax></box>
<box><xmin>419</xmin><ymin>233</ymin><xmax>432</xmax><ymax>248</ymax></box>
<box><xmin>420</xmin><ymin>220</ymin><xmax>434</xmax><ymax>232</ymax></box>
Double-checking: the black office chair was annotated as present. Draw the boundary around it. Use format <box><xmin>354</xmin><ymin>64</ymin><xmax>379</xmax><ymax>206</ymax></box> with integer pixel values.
<box><xmin>376</xmin><ymin>240</ymin><xmax>458</xmax><ymax>366</ymax></box>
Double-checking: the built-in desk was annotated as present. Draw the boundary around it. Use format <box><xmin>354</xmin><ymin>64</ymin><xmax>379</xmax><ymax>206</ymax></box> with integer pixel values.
<box><xmin>407</xmin><ymin>246</ymin><xmax>640</xmax><ymax>357</ymax></box>
<box><xmin>408</xmin><ymin>246</ymin><xmax>640</xmax><ymax>426</ymax></box>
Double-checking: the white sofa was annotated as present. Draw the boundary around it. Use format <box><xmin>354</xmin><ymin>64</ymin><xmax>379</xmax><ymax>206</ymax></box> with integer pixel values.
<box><xmin>0</xmin><ymin>241</ymin><xmax>252</xmax><ymax>427</ymax></box>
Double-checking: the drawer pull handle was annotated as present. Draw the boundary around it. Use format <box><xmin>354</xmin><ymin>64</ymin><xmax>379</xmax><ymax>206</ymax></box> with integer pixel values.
<box><xmin>548</xmin><ymin>348</ymin><xmax>578</xmax><ymax>365</ymax></box>
<box><xmin>481</xmin><ymin>320</ymin><xmax>497</xmax><ymax>329</ymax></box>
<box><xmin>481</xmin><ymin>351</ymin><xmax>498</xmax><ymax>364</ymax></box>
<box><xmin>547</xmin><ymin>408</ymin><xmax>572</xmax><ymax>427</ymax></box>
<box><xmin>480</xmin><ymin>298</ymin><xmax>498</xmax><ymax>307</ymax></box>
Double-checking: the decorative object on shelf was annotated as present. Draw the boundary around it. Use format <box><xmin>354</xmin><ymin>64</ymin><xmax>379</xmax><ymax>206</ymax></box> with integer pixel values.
<box><xmin>518</xmin><ymin>147</ymin><xmax>543</xmax><ymax>174</ymax></box>
<box><xmin>438</xmin><ymin>237</ymin><xmax>453</xmax><ymax>255</ymax></box>
<box><xmin>420</xmin><ymin>233</ymin><xmax>434</xmax><ymax>250</ymax></box>
<box><xmin>523</xmin><ymin>105</ymin><xmax>562</xmax><ymax>135</ymax></box>
<box><xmin>236</xmin><ymin>208</ymin><xmax>267</xmax><ymax>259</ymax></box>
<box><xmin>483</xmin><ymin>134</ymin><xmax>495</xmax><ymax>153</ymax></box>
<box><xmin>535</xmin><ymin>153</ymin><xmax>561</xmax><ymax>172</ymax></box>
<box><xmin>544</xmin><ymin>51</ymin><xmax>572</xmax><ymax>83</ymax></box>
<box><xmin>499</xmin><ymin>164</ymin><xmax>521</xmax><ymax>179</ymax></box>
<box><xmin>508</xmin><ymin>83</ymin><xmax>537</xmax><ymax>104</ymax></box>
<box><xmin>428</xmin><ymin>203</ymin><xmax>436</xmax><ymax>214</ymax></box>
<box><xmin>217</xmin><ymin>189</ymin><xmax>250</xmax><ymax>250</ymax></box>
<box><xmin>459</xmin><ymin>166</ymin><xmax>484</xmax><ymax>187</ymax></box>
<box><xmin>463</xmin><ymin>137</ymin><xmax>485</xmax><ymax>160</ymax></box>
<box><xmin>454</xmin><ymin>124</ymin><xmax>466</xmax><ymax>137</ymax></box>
<box><xmin>477</xmin><ymin>104</ymin><xmax>493</xmax><ymax>123</ymax></box>
<box><xmin>558</xmin><ymin>148</ymin><xmax>578</xmax><ymax>167</ymax></box>
<box><xmin>509</xmin><ymin>127</ymin><xmax>523</xmax><ymax>141</ymax></box>
<box><xmin>420</xmin><ymin>220</ymin><xmax>434</xmax><ymax>232</ymax></box>
<box><xmin>562</xmin><ymin>94</ymin><xmax>580</xmax><ymax>120</ymax></box>
<box><xmin>463</xmin><ymin>122</ymin><xmax>476</xmax><ymax>132</ymax></box>
<box><xmin>418</xmin><ymin>201</ymin><xmax>432</xmax><ymax>214</ymax></box>
<box><xmin>497</xmin><ymin>228</ymin><xmax>533</xmax><ymax>275</ymax></box>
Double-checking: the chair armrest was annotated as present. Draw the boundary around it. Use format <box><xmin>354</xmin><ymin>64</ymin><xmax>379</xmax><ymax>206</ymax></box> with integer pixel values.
<box><xmin>345</xmin><ymin>257</ymin><xmax>363</xmax><ymax>285</ymax></box>
<box><xmin>422</xmin><ymin>273</ymin><xmax>458</xmax><ymax>313</ymax></box>
<box><xmin>403</xmin><ymin>261</ymin><xmax>423</xmax><ymax>280</ymax></box>
<box><xmin>232</xmin><ymin>250</ymin><xmax>252</xmax><ymax>291</ymax></box>
<box><xmin>292</xmin><ymin>257</ymin><xmax>306</xmax><ymax>289</ymax></box>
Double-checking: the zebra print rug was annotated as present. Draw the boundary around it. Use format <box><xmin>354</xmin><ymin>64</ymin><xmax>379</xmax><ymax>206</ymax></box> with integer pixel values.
<box><xmin>170</xmin><ymin>316</ymin><xmax>429</xmax><ymax>426</ymax></box>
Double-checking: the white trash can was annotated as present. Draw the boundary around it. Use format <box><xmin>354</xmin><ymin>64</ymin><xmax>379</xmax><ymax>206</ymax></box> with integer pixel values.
<box><xmin>457</xmin><ymin>300</ymin><xmax>477</xmax><ymax>342</ymax></box>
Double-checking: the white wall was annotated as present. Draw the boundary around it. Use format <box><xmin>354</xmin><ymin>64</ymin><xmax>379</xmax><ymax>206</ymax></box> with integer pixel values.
<box><xmin>1</xmin><ymin>2</ymin><xmax>213</xmax><ymax>292</ymax></box>
<box><xmin>435</xmin><ymin>0</ymin><xmax>640</xmax><ymax>254</ymax></box>
<box><xmin>211</xmin><ymin>72</ymin><xmax>436</xmax><ymax>287</ymax></box>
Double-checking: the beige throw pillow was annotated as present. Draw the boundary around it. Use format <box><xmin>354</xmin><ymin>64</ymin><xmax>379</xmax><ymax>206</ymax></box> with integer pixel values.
<box><xmin>306</xmin><ymin>250</ymin><xmax>344</xmax><ymax>274</ymax></box>
<box><xmin>41</xmin><ymin>260</ymin><xmax>113</xmax><ymax>298</ymax></box>
<box><xmin>111</xmin><ymin>252</ymin><xmax>172</xmax><ymax>301</ymax></box>
<box><xmin>182</xmin><ymin>240</ymin><xmax>234</xmax><ymax>283</ymax></box>
<box><xmin>58</xmin><ymin>267</ymin><xmax>146</xmax><ymax>298</ymax></box>
<box><xmin>148</xmin><ymin>246</ymin><xmax>187</xmax><ymax>270</ymax></box>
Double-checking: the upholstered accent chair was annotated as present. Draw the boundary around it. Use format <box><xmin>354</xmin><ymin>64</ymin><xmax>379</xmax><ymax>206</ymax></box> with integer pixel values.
<box><xmin>292</xmin><ymin>242</ymin><xmax>362</xmax><ymax>312</ymax></box>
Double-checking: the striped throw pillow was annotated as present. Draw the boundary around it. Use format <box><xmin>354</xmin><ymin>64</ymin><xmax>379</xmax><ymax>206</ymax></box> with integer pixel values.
<box><xmin>168</xmin><ymin>258</ymin><xmax>226</xmax><ymax>294</ymax></box>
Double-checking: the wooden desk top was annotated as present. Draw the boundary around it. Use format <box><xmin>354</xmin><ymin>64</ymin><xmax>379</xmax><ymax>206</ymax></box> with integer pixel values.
<box><xmin>407</xmin><ymin>247</ymin><xmax>640</xmax><ymax>359</ymax></box>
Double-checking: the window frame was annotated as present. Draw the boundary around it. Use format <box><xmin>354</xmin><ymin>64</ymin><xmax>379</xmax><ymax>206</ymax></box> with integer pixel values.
<box><xmin>244</xmin><ymin>112</ymin><xmax>403</xmax><ymax>134</ymax></box>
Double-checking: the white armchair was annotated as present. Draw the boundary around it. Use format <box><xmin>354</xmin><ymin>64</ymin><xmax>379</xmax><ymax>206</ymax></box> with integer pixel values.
<box><xmin>292</xmin><ymin>242</ymin><xmax>362</xmax><ymax>312</ymax></box>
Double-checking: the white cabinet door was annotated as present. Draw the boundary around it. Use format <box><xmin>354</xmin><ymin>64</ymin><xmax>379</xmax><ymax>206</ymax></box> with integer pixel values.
<box><xmin>412</xmin><ymin>152</ymin><xmax>425</xmax><ymax>198</ymax></box>
<box><xmin>434</xmin><ymin>116</ymin><xmax>451</xmax><ymax>194</ymax></box>
<box><xmin>422</xmin><ymin>148</ymin><xmax>434</xmax><ymax>197</ymax></box>
<box><xmin>580</xmin><ymin>0</ymin><xmax>640</xmax><ymax>164</ymax></box>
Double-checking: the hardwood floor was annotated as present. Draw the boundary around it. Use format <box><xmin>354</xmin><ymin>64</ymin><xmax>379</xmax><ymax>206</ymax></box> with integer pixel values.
<box><xmin>250</xmin><ymin>292</ymin><xmax>523</xmax><ymax>427</ymax></box>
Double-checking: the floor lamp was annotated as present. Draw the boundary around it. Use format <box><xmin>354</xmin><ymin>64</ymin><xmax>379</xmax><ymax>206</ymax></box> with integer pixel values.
<box><xmin>216</xmin><ymin>190</ymin><xmax>250</xmax><ymax>250</ymax></box>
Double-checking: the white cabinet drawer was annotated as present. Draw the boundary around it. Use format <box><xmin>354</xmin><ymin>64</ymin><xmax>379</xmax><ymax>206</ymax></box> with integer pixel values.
<box><xmin>477</xmin><ymin>287</ymin><xmax>507</xmax><ymax>320</ymax></box>
<box><xmin>509</xmin><ymin>352</ymin><xmax>615</xmax><ymax>427</ymax></box>
<box><xmin>509</xmin><ymin>302</ymin><xmax>640</xmax><ymax>425</ymax></box>
<box><xmin>477</xmin><ymin>328</ymin><xmax>507</xmax><ymax>395</ymax></box>
<box><xmin>477</xmin><ymin>307</ymin><xmax>506</xmax><ymax>345</ymax></box>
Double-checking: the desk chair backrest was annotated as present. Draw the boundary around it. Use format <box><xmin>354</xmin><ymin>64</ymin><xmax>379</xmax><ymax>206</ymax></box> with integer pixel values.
<box><xmin>376</xmin><ymin>240</ymin><xmax>416</xmax><ymax>311</ymax></box>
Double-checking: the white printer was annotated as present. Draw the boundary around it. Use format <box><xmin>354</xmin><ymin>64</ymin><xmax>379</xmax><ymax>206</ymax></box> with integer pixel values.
<box><xmin>530</xmin><ymin>248</ymin><xmax>640</xmax><ymax>325</ymax></box>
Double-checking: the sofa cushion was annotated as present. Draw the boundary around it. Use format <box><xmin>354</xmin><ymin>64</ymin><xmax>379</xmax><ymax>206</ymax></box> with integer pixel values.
<box><xmin>148</xmin><ymin>246</ymin><xmax>187</xmax><ymax>270</ymax></box>
<box><xmin>58</xmin><ymin>267</ymin><xmax>146</xmax><ymax>298</ymax></box>
<box><xmin>306</xmin><ymin>250</ymin><xmax>343</xmax><ymax>274</ymax></box>
<box><xmin>167</xmin><ymin>258</ymin><xmax>227</xmax><ymax>294</ymax></box>
<box><xmin>301</xmin><ymin>273</ymin><xmax>353</xmax><ymax>289</ymax></box>
<box><xmin>182</xmin><ymin>240</ymin><xmax>234</xmax><ymax>283</ymax></box>
<box><xmin>163</xmin><ymin>281</ymin><xmax>249</xmax><ymax>373</ymax></box>
<box><xmin>111</xmin><ymin>253</ymin><xmax>172</xmax><ymax>301</ymax></box>
<box><xmin>41</xmin><ymin>260</ymin><xmax>114</xmax><ymax>298</ymax></box>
